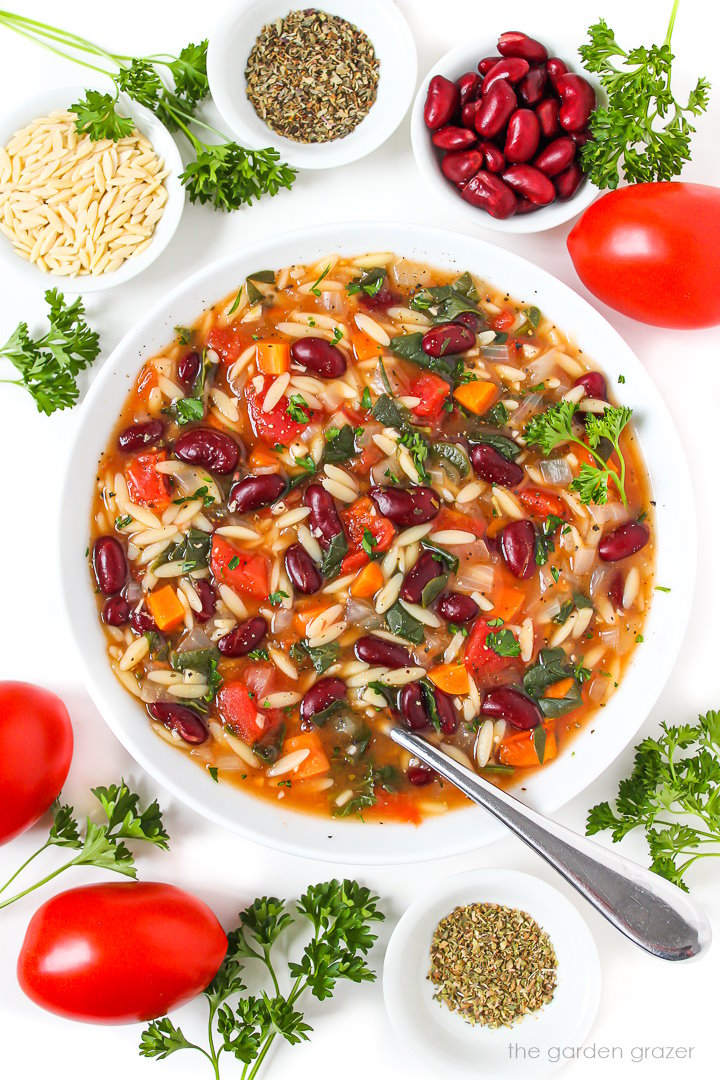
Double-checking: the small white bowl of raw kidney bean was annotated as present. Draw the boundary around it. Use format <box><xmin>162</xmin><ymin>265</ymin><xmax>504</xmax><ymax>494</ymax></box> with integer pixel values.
<box><xmin>410</xmin><ymin>31</ymin><xmax>600</xmax><ymax>233</ymax></box>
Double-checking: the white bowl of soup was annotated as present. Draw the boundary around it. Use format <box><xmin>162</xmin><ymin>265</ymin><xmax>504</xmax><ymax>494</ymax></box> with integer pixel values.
<box><xmin>60</xmin><ymin>222</ymin><xmax>694</xmax><ymax>863</ymax></box>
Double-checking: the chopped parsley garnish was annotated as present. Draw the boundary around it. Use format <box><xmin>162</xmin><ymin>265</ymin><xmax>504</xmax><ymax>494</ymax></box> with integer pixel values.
<box><xmin>486</xmin><ymin>629</ymin><xmax>521</xmax><ymax>657</ymax></box>
<box><xmin>347</xmin><ymin>267</ymin><xmax>386</xmax><ymax>298</ymax></box>
<box><xmin>309</xmin><ymin>265</ymin><xmax>330</xmax><ymax>296</ymax></box>
<box><xmin>228</xmin><ymin>555</ymin><xmax>240</xmax><ymax>570</ymax></box>
<box><xmin>286</xmin><ymin>394</ymin><xmax>310</xmax><ymax>424</ymax></box>
<box><xmin>268</xmin><ymin>590</ymin><xmax>288</xmax><ymax>606</ymax></box>
<box><xmin>360</xmin><ymin>386</ymin><xmax>372</xmax><ymax>410</ymax></box>
<box><xmin>361</xmin><ymin>528</ymin><xmax>378</xmax><ymax>556</ymax></box>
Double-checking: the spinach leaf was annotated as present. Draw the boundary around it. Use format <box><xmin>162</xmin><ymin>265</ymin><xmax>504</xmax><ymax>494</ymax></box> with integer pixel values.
<box><xmin>385</xmin><ymin>601</ymin><xmax>425</xmax><ymax>645</ymax></box>
<box><xmin>171</xmin><ymin>646</ymin><xmax>220</xmax><ymax>680</ymax></box>
<box><xmin>245</xmin><ymin>269</ymin><xmax>275</xmax><ymax>305</ymax></box>
<box><xmin>389</xmin><ymin>333</ymin><xmax>455</xmax><ymax>380</ymax></box>
<box><xmin>321</xmin><ymin>423</ymin><xmax>356</xmax><ymax>464</ymax></box>
<box><xmin>480</xmin><ymin>401</ymin><xmax>510</xmax><ymax>427</ymax></box>
<box><xmin>420</xmin><ymin>678</ymin><xmax>443</xmax><ymax>733</ymax></box>
<box><xmin>431</xmin><ymin>441</ymin><xmax>470</xmax><ymax>479</ymax></box>
<box><xmin>421</xmin><ymin>573</ymin><xmax>448</xmax><ymax>608</ymax></box>
<box><xmin>368</xmin><ymin>680</ymin><xmax>400</xmax><ymax>710</ymax></box>
<box><xmin>371</xmin><ymin>393</ymin><xmax>415</xmax><ymax>434</ymax></box>
<box><xmin>331</xmin><ymin>765</ymin><xmax>376</xmax><ymax>818</ymax></box>
<box><xmin>523</xmin><ymin>648</ymin><xmax>583</xmax><ymax>718</ymax></box>
<box><xmin>420</xmin><ymin>539</ymin><xmax>459</xmax><ymax>575</ymax></box>
<box><xmin>533</xmin><ymin>725</ymin><xmax>547</xmax><ymax>764</ymax></box>
<box><xmin>252</xmin><ymin>722</ymin><xmax>285</xmax><ymax>764</ymax></box>
<box><xmin>290</xmin><ymin>640</ymin><xmax>340</xmax><ymax>675</ymax></box>
<box><xmin>321</xmin><ymin>530</ymin><xmax>348</xmax><ymax>581</ymax></box>
<box><xmin>309</xmin><ymin>700</ymin><xmax>345</xmax><ymax>727</ymax></box>
<box><xmin>470</xmin><ymin>432</ymin><xmax>520</xmax><ymax>460</ymax></box>
<box><xmin>158</xmin><ymin>527</ymin><xmax>211</xmax><ymax>572</ymax></box>
<box><xmin>347</xmin><ymin>267</ymin><xmax>386</xmax><ymax>298</ymax></box>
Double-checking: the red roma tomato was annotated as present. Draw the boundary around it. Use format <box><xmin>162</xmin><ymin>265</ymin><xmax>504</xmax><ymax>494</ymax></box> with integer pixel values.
<box><xmin>17</xmin><ymin>881</ymin><xmax>227</xmax><ymax>1024</ymax></box>
<box><xmin>567</xmin><ymin>183</ymin><xmax>720</xmax><ymax>328</ymax></box>
<box><xmin>0</xmin><ymin>683</ymin><xmax>73</xmax><ymax>845</ymax></box>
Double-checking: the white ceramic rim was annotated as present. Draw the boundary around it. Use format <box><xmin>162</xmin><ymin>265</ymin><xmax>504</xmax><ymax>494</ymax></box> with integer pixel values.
<box><xmin>382</xmin><ymin>868</ymin><xmax>602</xmax><ymax>1080</ymax></box>
<box><xmin>207</xmin><ymin>0</ymin><xmax>417</xmax><ymax>170</ymax></box>
<box><xmin>59</xmin><ymin>221</ymin><xmax>695</xmax><ymax>864</ymax></box>
<box><xmin>410</xmin><ymin>41</ymin><xmax>600</xmax><ymax>234</ymax></box>
<box><xmin>0</xmin><ymin>84</ymin><xmax>185</xmax><ymax>293</ymax></box>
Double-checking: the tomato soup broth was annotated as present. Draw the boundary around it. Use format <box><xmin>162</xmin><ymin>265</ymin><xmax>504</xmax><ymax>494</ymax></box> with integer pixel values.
<box><xmin>89</xmin><ymin>252</ymin><xmax>654</xmax><ymax>823</ymax></box>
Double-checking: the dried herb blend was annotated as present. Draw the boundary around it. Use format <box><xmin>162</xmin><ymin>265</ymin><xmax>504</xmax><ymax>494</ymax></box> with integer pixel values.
<box><xmin>428</xmin><ymin>902</ymin><xmax>558</xmax><ymax>1027</ymax></box>
<box><xmin>245</xmin><ymin>9</ymin><xmax>380</xmax><ymax>143</ymax></box>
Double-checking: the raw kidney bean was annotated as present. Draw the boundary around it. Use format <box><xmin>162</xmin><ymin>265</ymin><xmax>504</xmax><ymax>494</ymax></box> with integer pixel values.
<box><xmin>475</xmin><ymin>79</ymin><xmax>517</xmax><ymax>139</ymax></box>
<box><xmin>470</xmin><ymin>443</ymin><xmax>523</xmax><ymax>486</ymax></box>
<box><xmin>545</xmin><ymin>57</ymin><xmax>569</xmax><ymax>90</ymax></box>
<box><xmin>598</xmin><ymin>522</ymin><xmax>649</xmax><ymax>562</ymax></box>
<box><xmin>432</xmin><ymin>125</ymin><xmax>477</xmax><ymax>151</ymax></box>
<box><xmin>407</xmin><ymin>763</ymin><xmax>435</xmax><ymax>785</ymax></box>
<box><xmin>608</xmin><ymin>571</ymin><xmax>625</xmax><ymax>610</ymax></box>
<box><xmin>424</xmin><ymin>75</ymin><xmax>459</xmax><ymax>129</ymax></box>
<box><xmin>369</xmin><ymin>485</ymin><xmax>440</xmax><ymax>526</ymax></box>
<box><xmin>457</xmin><ymin>71</ymin><xmax>482</xmax><ymax>107</ymax></box>
<box><xmin>573</xmin><ymin>371</ymin><xmax>607</xmax><ymax>400</ymax></box>
<box><xmin>217</xmin><ymin>615</ymin><xmax>268</xmax><ymax>657</ymax></box>
<box><xmin>421</xmin><ymin>322</ymin><xmax>475</xmax><ymax>357</ymax></box>
<box><xmin>555</xmin><ymin>73</ymin><xmax>596</xmax><ymax>132</ymax></box>
<box><xmin>435</xmin><ymin>592</ymin><xmax>479</xmax><ymax>623</ymax></box>
<box><xmin>102</xmin><ymin>595</ymin><xmax>129</xmax><ymax>626</ymax></box>
<box><xmin>478</xmin><ymin>55</ymin><xmax>502</xmax><ymax>75</ymax></box>
<box><xmin>228</xmin><ymin>472</ymin><xmax>285</xmax><ymax>514</ymax></box>
<box><xmin>300</xmin><ymin>677</ymin><xmax>347</xmax><ymax>723</ymax></box>
<box><xmin>399</xmin><ymin>683</ymin><xmax>431</xmax><ymax>730</ymax></box>
<box><xmin>290</xmin><ymin>336</ymin><xmax>346</xmax><ymax>378</ymax></box>
<box><xmin>174</xmin><ymin>428</ymin><xmax>241</xmax><ymax>475</ymax></box>
<box><xmin>456</xmin><ymin>310</ymin><xmax>486</xmax><ymax>332</ymax></box>
<box><xmin>554</xmin><ymin>161</ymin><xmax>585</xmax><ymax>201</ymax></box>
<box><xmin>571</xmin><ymin>129</ymin><xmax>593</xmax><ymax>149</ymax></box>
<box><xmin>502</xmin><ymin>164</ymin><xmax>556</xmax><ymax>205</ymax></box>
<box><xmin>285</xmin><ymin>543</ymin><xmax>322</xmax><ymax>594</ymax></box>
<box><xmin>177</xmin><ymin>350</ymin><xmax>201</xmax><ymax>391</ymax></box>
<box><xmin>441</xmin><ymin>149</ymin><xmax>484</xmax><ymax>184</ymax></box>
<box><xmin>433</xmin><ymin>686</ymin><xmax>458</xmax><ymax>734</ymax></box>
<box><xmin>304</xmin><ymin>483</ymin><xmax>344</xmax><ymax>547</ymax></box>
<box><xmin>482</xmin><ymin>57</ymin><xmax>530</xmax><ymax>94</ymax></box>
<box><xmin>497</xmin><ymin>31</ymin><xmax>548</xmax><ymax>65</ymax></box>
<box><xmin>461</xmin><ymin>172</ymin><xmax>517</xmax><ymax>218</ymax></box>
<box><xmin>193</xmin><ymin>579</ymin><xmax>216</xmax><ymax>623</ymax></box>
<box><xmin>515</xmin><ymin>198</ymin><xmax>541</xmax><ymax>215</ymax></box>
<box><xmin>518</xmin><ymin>66</ymin><xmax>547</xmax><ymax>106</ymax></box>
<box><xmin>93</xmin><ymin>536</ymin><xmax>127</xmax><ymax>595</ymax></box>
<box><xmin>500</xmin><ymin>520</ymin><xmax>537</xmax><ymax>579</ymax></box>
<box><xmin>400</xmin><ymin>550</ymin><xmax>444</xmax><ymax>605</ymax></box>
<box><xmin>535</xmin><ymin>98</ymin><xmax>560</xmax><ymax>139</ymax></box>
<box><xmin>130</xmin><ymin>605</ymin><xmax>157</xmax><ymax>634</ymax></box>
<box><xmin>533</xmin><ymin>136</ymin><xmax>575</xmax><ymax>177</ymax></box>
<box><xmin>481</xmin><ymin>687</ymin><xmax>542</xmax><ymax>729</ymax></box>
<box><xmin>355</xmin><ymin>635</ymin><xmax>412</xmax><ymax>669</ymax></box>
<box><xmin>117</xmin><ymin>419</ymin><xmax>164</xmax><ymax>453</ymax></box>
<box><xmin>479</xmin><ymin>141</ymin><xmax>505</xmax><ymax>174</ymax></box>
<box><xmin>147</xmin><ymin>702</ymin><xmax>208</xmax><ymax>744</ymax></box>
<box><xmin>461</xmin><ymin>100</ymin><xmax>483</xmax><ymax>129</ymax></box>
<box><xmin>504</xmin><ymin>109</ymin><xmax>540</xmax><ymax>164</ymax></box>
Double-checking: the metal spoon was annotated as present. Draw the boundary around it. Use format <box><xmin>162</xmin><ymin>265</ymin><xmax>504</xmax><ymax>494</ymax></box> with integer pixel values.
<box><xmin>390</xmin><ymin>726</ymin><xmax>711</xmax><ymax>961</ymax></box>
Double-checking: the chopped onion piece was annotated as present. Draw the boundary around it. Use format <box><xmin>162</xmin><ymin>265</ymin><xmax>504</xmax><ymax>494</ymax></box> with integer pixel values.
<box><xmin>538</xmin><ymin>457</ymin><xmax>572</xmax><ymax>487</ymax></box>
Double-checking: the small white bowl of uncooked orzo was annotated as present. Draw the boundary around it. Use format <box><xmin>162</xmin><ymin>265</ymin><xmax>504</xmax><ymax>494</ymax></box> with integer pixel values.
<box><xmin>0</xmin><ymin>85</ymin><xmax>185</xmax><ymax>292</ymax></box>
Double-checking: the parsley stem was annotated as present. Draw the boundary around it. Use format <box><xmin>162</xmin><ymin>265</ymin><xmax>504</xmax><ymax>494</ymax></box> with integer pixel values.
<box><xmin>0</xmin><ymin>13</ymin><xmax>113</xmax><ymax>76</ymax></box>
<box><xmin>206</xmin><ymin>1006</ymin><xmax>221</xmax><ymax>1080</ymax></box>
<box><xmin>0</xmin><ymin>857</ymin><xmax>78</xmax><ymax>910</ymax></box>
<box><xmin>0</xmin><ymin>840</ymin><xmax>50</xmax><ymax>896</ymax></box>
<box><xmin>664</xmin><ymin>0</ymin><xmax>681</xmax><ymax>48</ymax></box>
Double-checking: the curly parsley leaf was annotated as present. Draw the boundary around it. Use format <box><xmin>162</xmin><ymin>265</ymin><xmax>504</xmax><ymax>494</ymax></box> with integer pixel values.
<box><xmin>180</xmin><ymin>142</ymin><xmax>296</xmax><ymax>211</ymax></box>
<box><xmin>70</xmin><ymin>89</ymin><xmax>134</xmax><ymax>139</ymax></box>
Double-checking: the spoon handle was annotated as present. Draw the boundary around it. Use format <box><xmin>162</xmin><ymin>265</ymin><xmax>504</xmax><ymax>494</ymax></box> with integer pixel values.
<box><xmin>390</xmin><ymin>727</ymin><xmax>711</xmax><ymax>961</ymax></box>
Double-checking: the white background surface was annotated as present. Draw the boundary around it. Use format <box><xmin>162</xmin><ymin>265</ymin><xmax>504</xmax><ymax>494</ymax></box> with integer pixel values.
<box><xmin>0</xmin><ymin>1</ymin><xmax>718</xmax><ymax>1078</ymax></box>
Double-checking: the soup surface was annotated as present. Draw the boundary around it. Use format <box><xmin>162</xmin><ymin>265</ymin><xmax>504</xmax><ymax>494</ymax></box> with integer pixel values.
<box><xmin>89</xmin><ymin>252</ymin><xmax>654</xmax><ymax>823</ymax></box>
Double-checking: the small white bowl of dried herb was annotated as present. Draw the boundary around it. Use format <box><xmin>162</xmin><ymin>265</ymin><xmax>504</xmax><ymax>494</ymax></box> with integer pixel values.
<box><xmin>207</xmin><ymin>0</ymin><xmax>417</xmax><ymax>169</ymax></box>
<box><xmin>384</xmin><ymin>869</ymin><xmax>601</xmax><ymax>1079</ymax></box>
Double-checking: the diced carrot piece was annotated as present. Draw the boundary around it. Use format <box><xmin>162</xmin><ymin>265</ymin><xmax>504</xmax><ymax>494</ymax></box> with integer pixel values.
<box><xmin>136</xmin><ymin>363</ymin><xmax>157</xmax><ymax>398</ymax></box>
<box><xmin>248</xmin><ymin>445</ymin><xmax>282</xmax><ymax>470</ymax></box>
<box><xmin>350</xmin><ymin>561</ymin><xmax>384</xmax><ymax>599</ymax></box>
<box><xmin>256</xmin><ymin>342</ymin><xmax>290</xmax><ymax>375</ymax></box>
<box><xmin>294</xmin><ymin>603</ymin><xmax>331</xmax><ymax>635</ymax></box>
<box><xmin>372</xmin><ymin>790</ymin><xmax>422</xmax><ymax>825</ymax></box>
<box><xmin>284</xmin><ymin>733</ymin><xmax>330</xmax><ymax>780</ymax></box>
<box><xmin>489</xmin><ymin>585</ymin><xmax>525</xmax><ymax>624</ymax></box>
<box><xmin>428</xmin><ymin>663</ymin><xmax>469</xmax><ymax>695</ymax></box>
<box><xmin>519</xmin><ymin>487</ymin><xmax>566</xmax><ymax>520</ymax></box>
<box><xmin>352</xmin><ymin>331</ymin><xmax>384</xmax><ymax>361</ymax></box>
<box><xmin>147</xmin><ymin>585</ymin><xmax>185</xmax><ymax>632</ymax></box>
<box><xmin>498</xmin><ymin>727</ymin><xmax>557</xmax><ymax>768</ymax></box>
<box><xmin>453</xmin><ymin>380</ymin><xmax>498</xmax><ymax>415</ymax></box>
<box><xmin>486</xmin><ymin>517</ymin><xmax>504</xmax><ymax>539</ymax></box>
<box><xmin>544</xmin><ymin>677</ymin><xmax>575</xmax><ymax>700</ymax></box>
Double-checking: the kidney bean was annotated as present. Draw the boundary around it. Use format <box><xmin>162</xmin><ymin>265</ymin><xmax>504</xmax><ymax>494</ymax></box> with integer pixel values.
<box><xmin>457</xmin><ymin>71</ymin><xmax>482</xmax><ymax>107</ymax></box>
<box><xmin>407</xmin><ymin>763</ymin><xmax>436</xmax><ymax>785</ymax></box>
<box><xmin>433</xmin><ymin>685</ymin><xmax>458</xmax><ymax>734</ymax></box>
<box><xmin>147</xmin><ymin>702</ymin><xmax>208</xmax><ymax>744</ymax></box>
<box><xmin>117</xmin><ymin>419</ymin><xmax>164</xmax><ymax>453</ymax></box>
<box><xmin>369</xmin><ymin>485</ymin><xmax>440</xmax><ymax>526</ymax></box>
<box><xmin>533</xmin><ymin>136</ymin><xmax>575</xmax><ymax>177</ymax></box>
<box><xmin>432</xmin><ymin>125</ymin><xmax>477</xmax><ymax>151</ymax></box>
<box><xmin>573</xmin><ymin>371</ymin><xmax>607</xmax><ymax>400</ymax></box>
<box><xmin>571</xmin><ymin>129</ymin><xmax>593</xmax><ymax>149</ymax></box>
<box><xmin>500</xmin><ymin>520</ymin><xmax>537</xmax><ymax>579</ymax></box>
<box><xmin>300</xmin><ymin>677</ymin><xmax>347</xmax><ymax>723</ymax></box>
<box><xmin>482</xmin><ymin>57</ymin><xmax>530</xmax><ymax>95</ymax></box>
<box><xmin>217</xmin><ymin>615</ymin><xmax>268</xmax><ymax>657</ymax></box>
<box><xmin>504</xmin><ymin>109</ymin><xmax>540</xmax><ymax>164</ymax></box>
<box><xmin>130</xmin><ymin>605</ymin><xmax>157</xmax><ymax>634</ymax></box>
<box><xmin>608</xmin><ymin>571</ymin><xmax>625</xmax><ymax>610</ymax></box>
<box><xmin>285</xmin><ymin>543</ymin><xmax>322</xmax><ymax>594</ymax></box>
<box><xmin>102</xmin><ymin>595</ymin><xmax>129</xmax><ymax>626</ymax></box>
<box><xmin>193</xmin><ymin>579</ymin><xmax>216</xmax><ymax>623</ymax></box>
<box><xmin>424</xmin><ymin>75</ymin><xmax>459</xmax><ymax>130</ymax></box>
<box><xmin>399</xmin><ymin>550</ymin><xmax>444</xmax><ymax>605</ymax></box>
<box><xmin>441</xmin><ymin>149</ymin><xmax>484</xmax><ymax>184</ymax></box>
<box><xmin>290</xmin><ymin>336</ymin><xmax>346</xmax><ymax>378</ymax></box>
<box><xmin>462</xmin><ymin>171</ymin><xmax>517</xmax><ymax>218</ymax></box>
<box><xmin>470</xmin><ymin>443</ymin><xmax>524</xmax><ymax>487</ymax></box>
<box><xmin>399</xmin><ymin>683</ymin><xmax>431</xmax><ymax>731</ymax></box>
<box><xmin>478</xmin><ymin>141</ymin><xmax>505</xmax><ymax>174</ymax></box>
<box><xmin>435</xmin><ymin>592</ymin><xmax>479</xmax><ymax>623</ymax></box>
<box><xmin>355</xmin><ymin>635</ymin><xmax>412</xmax><ymax>669</ymax></box>
<box><xmin>422</xmin><ymin>322</ymin><xmax>475</xmax><ymax>357</ymax></box>
<box><xmin>497</xmin><ymin>31</ymin><xmax>548</xmax><ymax>65</ymax></box>
<box><xmin>93</xmin><ymin>536</ymin><xmax>127</xmax><ymax>595</ymax></box>
<box><xmin>304</xmin><ymin>483</ymin><xmax>344</xmax><ymax>548</ymax></box>
<box><xmin>515</xmin><ymin>198</ymin><xmax>541</xmax><ymax>215</ymax></box>
<box><xmin>455</xmin><ymin>310</ymin><xmax>486</xmax><ymax>333</ymax></box>
<box><xmin>502</xmin><ymin>164</ymin><xmax>556</xmax><ymax>205</ymax></box>
<box><xmin>228</xmin><ymin>472</ymin><xmax>286</xmax><ymax>514</ymax></box>
<box><xmin>598</xmin><ymin>522</ymin><xmax>650</xmax><ymax>563</ymax></box>
<box><xmin>554</xmin><ymin>161</ymin><xmax>585</xmax><ymax>201</ymax></box>
<box><xmin>535</xmin><ymin>98</ymin><xmax>560</xmax><ymax>139</ymax></box>
<box><xmin>545</xmin><ymin>57</ymin><xmax>569</xmax><ymax>91</ymax></box>
<box><xmin>518</xmin><ymin>66</ymin><xmax>547</xmax><ymax>106</ymax></box>
<box><xmin>177</xmin><ymin>350</ymin><xmax>201</xmax><ymax>392</ymax></box>
<box><xmin>174</xmin><ymin>427</ymin><xmax>241</xmax><ymax>475</ymax></box>
<box><xmin>475</xmin><ymin>80</ymin><xmax>517</xmax><ymax>139</ymax></box>
<box><xmin>481</xmin><ymin>687</ymin><xmax>542</xmax><ymax>730</ymax></box>
<box><xmin>478</xmin><ymin>55</ymin><xmax>502</xmax><ymax>75</ymax></box>
<box><xmin>555</xmin><ymin>73</ymin><xmax>596</xmax><ymax>132</ymax></box>
<box><xmin>461</xmin><ymin>99</ymin><xmax>483</xmax><ymax>129</ymax></box>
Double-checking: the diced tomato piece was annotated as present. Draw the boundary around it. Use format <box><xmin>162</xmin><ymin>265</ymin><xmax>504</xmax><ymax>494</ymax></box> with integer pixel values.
<box><xmin>242</xmin><ymin>663</ymin><xmax>276</xmax><ymax>701</ymax></box>
<box><xmin>353</xmin><ymin>443</ymin><xmax>383</xmax><ymax>475</ymax></box>
<box><xmin>518</xmin><ymin>487</ymin><xmax>566</xmax><ymax>520</ymax></box>
<box><xmin>210</xmin><ymin>535</ymin><xmax>269</xmax><ymax>598</ymax></box>
<box><xmin>216</xmin><ymin>682</ymin><xmax>264</xmax><ymax>744</ymax></box>
<box><xmin>206</xmin><ymin>326</ymin><xmax>245</xmax><ymax>366</ymax></box>
<box><xmin>411</xmin><ymin>372</ymin><xmax>450</xmax><ymax>419</ymax></box>
<box><xmin>125</xmin><ymin>452</ymin><xmax>172</xmax><ymax>510</ymax></box>
<box><xmin>340</xmin><ymin>496</ymin><xmax>395</xmax><ymax>574</ymax></box>
<box><xmin>341</xmin><ymin>550</ymin><xmax>369</xmax><ymax>574</ymax></box>
<box><xmin>464</xmin><ymin>619</ymin><xmax>515</xmax><ymax>680</ymax></box>
<box><xmin>372</xmin><ymin>790</ymin><xmax>421</xmax><ymax>824</ymax></box>
<box><xmin>136</xmin><ymin>364</ymin><xmax>157</xmax><ymax>398</ymax></box>
<box><xmin>434</xmin><ymin>507</ymin><xmax>486</xmax><ymax>539</ymax></box>
<box><xmin>492</xmin><ymin>309</ymin><xmax>516</xmax><ymax>332</ymax></box>
<box><xmin>245</xmin><ymin>376</ymin><xmax>308</xmax><ymax>445</ymax></box>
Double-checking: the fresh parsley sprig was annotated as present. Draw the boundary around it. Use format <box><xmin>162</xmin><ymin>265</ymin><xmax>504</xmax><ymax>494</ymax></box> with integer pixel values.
<box><xmin>579</xmin><ymin>0</ymin><xmax>710</xmax><ymax>189</ymax></box>
<box><xmin>0</xmin><ymin>781</ymin><xmax>169</xmax><ymax>910</ymax></box>
<box><xmin>140</xmin><ymin>880</ymin><xmax>384</xmax><ymax>1080</ymax></box>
